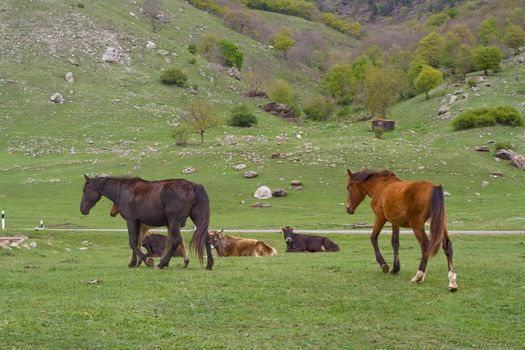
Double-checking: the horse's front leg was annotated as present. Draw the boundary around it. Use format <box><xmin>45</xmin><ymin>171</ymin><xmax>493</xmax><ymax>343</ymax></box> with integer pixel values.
<box><xmin>370</xmin><ymin>217</ymin><xmax>389</xmax><ymax>272</ymax></box>
<box><xmin>157</xmin><ymin>223</ymin><xmax>181</xmax><ymax>269</ymax></box>
<box><xmin>391</xmin><ymin>225</ymin><xmax>400</xmax><ymax>274</ymax></box>
<box><xmin>127</xmin><ymin>221</ymin><xmax>150</xmax><ymax>268</ymax></box>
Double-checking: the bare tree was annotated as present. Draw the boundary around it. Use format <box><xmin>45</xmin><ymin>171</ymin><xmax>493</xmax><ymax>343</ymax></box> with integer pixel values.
<box><xmin>244</xmin><ymin>58</ymin><xmax>271</xmax><ymax>96</ymax></box>
<box><xmin>142</xmin><ymin>0</ymin><xmax>170</xmax><ymax>33</ymax></box>
<box><xmin>181</xmin><ymin>101</ymin><xmax>221</xmax><ymax>144</ymax></box>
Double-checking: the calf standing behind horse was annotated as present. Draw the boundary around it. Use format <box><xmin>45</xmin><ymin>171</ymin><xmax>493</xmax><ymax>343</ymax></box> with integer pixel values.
<box><xmin>209</xmin><ymin>230</ymin><xmax>277</xmax><ymax>257</ymax></box>
<box><xmin>282</xmin><ymin>227</ymin><xmax>340</xmax><ymax>252</ymax></box>
<box><xmin>110</xmin><ymin>204</ymin><xmax>189</xmax><ymax>268</ymax></box>
<box><xmin>80</xmin><ymin>175</ymin><xmax>213</xmax><ymax>270</ymax></box>
<box><xmin>345</xmin><ymin>169</ymin><xmax>457</xmax><ymax>291</ymax></box>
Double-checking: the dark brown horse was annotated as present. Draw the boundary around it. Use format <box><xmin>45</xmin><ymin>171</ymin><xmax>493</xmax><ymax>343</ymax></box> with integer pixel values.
<box><xmin>110</xmin><ymin>203</ymin><xmax>190</xmax><ymax>268</ymax></box>
<box><xmin>345</xmin><ymin>169</ymin><xmax>457</xmax><ymax>291</ymax></box>
<box><xmin>80</xmin><ymin>175</ymin><xmax>213</xmax><ymax>270</ymax></box>
<box><xmin>282</xmin><ymin>226</ymin><xmax>340</xmax><ymax>253</ymax></box>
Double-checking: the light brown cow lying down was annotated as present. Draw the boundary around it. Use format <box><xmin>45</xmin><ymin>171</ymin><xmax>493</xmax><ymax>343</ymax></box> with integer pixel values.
<box><xmin>209</xmin><ymin>230</ymin><xmax>277</xmax><ymax>257</ymax></box>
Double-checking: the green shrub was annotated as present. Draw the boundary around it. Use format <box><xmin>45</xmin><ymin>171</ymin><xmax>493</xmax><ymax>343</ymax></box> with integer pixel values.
<box><xmin>269</xmin><ymin>79</ymin><xmax>293</xmax><ymax>105</ymax></box>
<box><xmin>466</xmin><ymin>77</ymin><xmax>477</xmax><ymax>87</ymax></box>
<box><xmin>372</xmin><ymin>126</ymin><xmax>384</xmax><ymax>139</ymax></box>
<box><xmin>188</xmin><ymin>44</ymin><xmax>197</xmax><ymax>55</ymax></box>
<box><xmin>188</xmin><ymin>57</ymin><xmax>196</xmax><ymax>65</ymax></box>
<box><xmin>172</xmin><ymin>125</ymin><xmax>190</xmax><ymax>146</ymax></box>
<box><xmin>77</xmin><ymin>3</ymin><xmax>85</xmax><ymax>8</ymax></box>
<box><xmin>160</xmin><ymin>66</ymin><xmax>188</xmax><ymax>87</ymax></box>
<box><xmin>453</xmin><ymin>107</ymin><xmax>523</xmax><ymax>130</ymax></box>
<box><xmin>228</xmin><ymin>105</ymin><xmax>258</xmax><ymax>127</ymax></box>
<box><xmin>303</xmin><ymin>95</ymin><xmax>334</xmax><ymax>121</ymax></box>
<box><xmin>495</xmin><ymin>141</ymin><xmax>514</xmax><ymax>151</ymax></box>
<box><xmin>219</xmin><ymin>39</ymin><xmax>243</xmax><ymax>69</ymax></box>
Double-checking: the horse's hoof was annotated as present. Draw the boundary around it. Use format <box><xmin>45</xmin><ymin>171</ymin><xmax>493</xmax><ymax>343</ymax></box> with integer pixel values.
<box><xmin>205</xmin><ymin>266</ymin><xmax>213</xmax><ymax>271</ymax></box>
<box><xmin>448</xmin><ymin>286</ymin><xmax>458</xmax><ymax>292</ymax></box>
<box><xmin>128</xmin><ymin>262</ymin><xmax>137</xmax><ymax>268</ymax></box>
<box><xmin>390</xmin><ymin>269</ymin><xmax>399</xmax><ymax>275</ymax></box>
<box><xmin>145</xmin><ymin>257</ymin><xmax>154</xmax><ymax>267</ymax></box>
<box><xmin>184</xmin><ymin>261</ymin><xmax>189</xmax><ymax>269</ymax></box>
<box><xmin>381</xmin><ymin>264</ymin><xmax>390</xmax><ymax>273</ymax></box>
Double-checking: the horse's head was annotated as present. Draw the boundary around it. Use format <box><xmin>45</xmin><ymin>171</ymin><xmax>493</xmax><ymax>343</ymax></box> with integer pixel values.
<box><xmin>345</xmin><ymin>169</ymin><xmax>367</xmax><ymax>215</ymax></box>
<box><xmin>80</xmin><ymin>174</ymin><xmax>103</xmax><ymax>215</ymax></box>
<box><xmin>282</xmin><ymin>226</ymin><xmax>295</xmax><ymax>242</ymax></box>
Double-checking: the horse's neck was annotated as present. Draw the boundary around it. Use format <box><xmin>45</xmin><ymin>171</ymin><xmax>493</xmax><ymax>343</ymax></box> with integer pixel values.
<box><xmin>364</xmin><ymin>176</ymin><xmax>398</xmax><ymax>197</ymax></box>
<box><xmin>100</xmin><ymin>178</ymin><xmax>122</xmax><ymax>203</ymax></box>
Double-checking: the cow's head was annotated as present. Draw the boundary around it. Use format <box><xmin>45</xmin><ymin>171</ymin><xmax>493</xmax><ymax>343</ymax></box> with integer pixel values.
<box><xmin>282</xmin><ymin>226</ymin><xmax>295</xmax><ymax>243</ymax></box>
<box><xmin>208</xmin><ymin>229</ymin><xmax>224</xmax><ymax>248</ymax></box>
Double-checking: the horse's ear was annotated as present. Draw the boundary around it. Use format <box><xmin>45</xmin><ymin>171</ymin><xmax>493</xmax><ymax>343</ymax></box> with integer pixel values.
<box><xmin>84</xmin><ymin>173</ymin><xmax>90</xmax><ymax>181</ymax></box>
<box><xmin>347</xmin><ymin>169</ymin><xmax>352</xmax><ymax>177</ymax></box>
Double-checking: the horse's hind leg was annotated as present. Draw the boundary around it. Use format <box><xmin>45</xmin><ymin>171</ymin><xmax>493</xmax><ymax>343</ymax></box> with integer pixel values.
<box><xmin>371</xmin><ymin>217</ymin><xmax>389</xmax><ymax>273</ymax></box>
<box><xmin>179</xmin><ymin>237</ymin><xmax>190</xmax><ymax>268</ymax></box>
<box><xmin>442</xmin><ymin>229</ymin><xmax>457</xmax><ymax>292</ymax></box>
<box><xmin>391</xmin><ymin>226</ymin><xmax>400</xmax><ymax>274</ymax></box>
<box><xmin>127</xmin><ymin>221</ymin><xmax>148</xmax><ymax>268</ymax></box>
<box><xmin>411</xmin><ymin>227</ymin><xmax>429</xmax><ymax>284</ymax></box>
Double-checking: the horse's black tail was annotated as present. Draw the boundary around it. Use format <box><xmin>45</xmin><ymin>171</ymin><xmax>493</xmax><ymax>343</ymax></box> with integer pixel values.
<box><xmin>428</xmin><ymin>185</ymin><xmax>445</xmax><ymax>257</ymax></box>
<box><xmin>323</xmin><ymin>238</ymin><xmax>340</xmax><ymax>252</ymax></box>
<box><xmin>190</xmin><ymin>184</ymin><xmax>211</xmax><ymax>266</ymax></box>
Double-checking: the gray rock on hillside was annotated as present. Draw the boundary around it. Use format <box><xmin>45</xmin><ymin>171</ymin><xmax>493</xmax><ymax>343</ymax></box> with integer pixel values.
<box><xmin>146</xmin><ymin>41</ymin><xmax>156</xmax><ymax>49</ymax></box>
<box><xmin>511</xmin><ymin>155</ymin><xmax>525</xmax><ymax>170</ymax></box>
<box><xmin>102</xmin><ymin>47</ymin><xmax>120</xmax><ymax>63</ymax></box>
<box><xmin>65</xmin><ymin>72</ymin><xmax>74</xmax><ymax>83</ymax></box>
<box><xmin>495</xmin><ymin>149</ymin><xmax>517</xmax><ymax>160</ymax></box>
<box><xmin>49</xmin><ymin>93</ymin><xmax>65</xmax><ymax>103</ymax></box>
<box><xmin>254</xmin><ymin>186</ymin><xmax>272</xmax><ymax>199</ymax></box>
<box><xmin>244</xmin><ymin>170</ymin><xmax>258</xmax><ymax>178</ymax></box>
<box><xmin>272</xmin><ymin>188</ymin><xmax>288</xmax><ymax>197</ymax></box>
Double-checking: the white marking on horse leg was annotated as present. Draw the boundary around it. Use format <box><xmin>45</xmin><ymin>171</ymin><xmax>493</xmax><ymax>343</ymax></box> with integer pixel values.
<box><xmin>410</xmin><ymin>270</ymin><xmax>426</xmax><ymax>284</ymax></box>
<box><xmin>321</xmin><ymin>245</ymin><xmax>326</xmax><ymax>252</ymax></box>
<box><xmin>448</xmin><ymin>271</ymin><xmax>457</xmax><ymax>291</ymax></box>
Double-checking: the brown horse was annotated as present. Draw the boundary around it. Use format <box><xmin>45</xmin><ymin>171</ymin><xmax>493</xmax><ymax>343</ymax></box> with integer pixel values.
<box><xmin>80</xmin><ymin>175</ymin><xmax>213</xmax><ymax>270</ymax></box>
<box><xmin>345</xmin><ymin>169</ymin><xmax>457</xmax><ymax>291</ymax></box>
<box><xmin>110</xmin><ymin>203</ymin><xmax>190</xmax><ymax>268</ymax></box>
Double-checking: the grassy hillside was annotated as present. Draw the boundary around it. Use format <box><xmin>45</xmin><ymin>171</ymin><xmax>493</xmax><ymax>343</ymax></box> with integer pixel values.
<box><xmin>1</xmin><ymin>0</ymin><xmax>525</xmax><ymax>231</ymax></box>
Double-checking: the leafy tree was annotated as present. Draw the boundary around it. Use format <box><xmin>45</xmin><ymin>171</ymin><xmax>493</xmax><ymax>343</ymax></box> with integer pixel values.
<box><xmin>427</xmin><ymin>11</ymin><xmax>448</xmax><ymax>27</ymax></box>
<box><xmin>303</xmin><ymin>95</ymin><xmax>334</xmax><ymax>121</ymax></box>
<box><xmin>321</xmin><ymin>64</ymin><xmax>353</xmax><ymax>105</ymax></box>
<box><xmin>507</xmin><ymin>7</ymin><xmax>525</xmax><ymax>28</ymax></box>
<box><xmin>218</xmin><ymin>39</ymin><xmax>243</xmax><ymax>69</ymax></box>
<box><xmin>407</xmin><ymin>56</ymin><xmax>427</xmax><ymax>95</ymax></box>
<box><xmin>449</xmin><ymin>24</ymin><xmax>475</xmax><ymax>46</ymax></box>
<box><xmin>198</xmin><ymin>34</ymin><xmax>220</xmax><ymax>57</ymax></box>
<box><xmin>181</xmin><ymin>101</ymin><xmax>221</xmax><ymax>144</ymax></box>
<box><xmin>268</xmin><ymin>79</ymin><xmax>293</xmax><ymax>105</ymax></box>
<box><xmin>364</xmin><ymin>45</ymin><xmax>384</xmax><ymax>67</ymax></box>
<box><xmin>503</xmin><ymin>24</ymin><xmax>525</xmax><ymax>55</ymax></box>
<box><xmin>364</xmin><ymin>67</ymin><xmax>400</xmax><ymax>118</ymax></box>
<box><xmin>224</xmin><ymin>10</ymin><xmax>259</xmax><ymax>39</ymax></box>
<box><xmin>478</xmin><ymin>17</ymin><xmax>500</xmax><ymax>46</ymax></box>
<box><xmin>272</xmin><ymin>27</ymin><xmax>295</xmax><ymax>58</ymax></box>
<box><xmin>244</xmin><ymin>59</ymin><xmax>271</xmax><ymax>95</ymax></box>
<box><xmin>415</xmin><ymin>31</ymin><xmax>444</xmax><ymax>67</ymax></box>
<box><xmin>471</xmin><ymin>46</ymin><xmax>502</xmax><ymax>75</ymax></box>
<box><xmin>414</xmin><ymin>65</ymin><xmax>443</xmax><ymax>99</ymax></box>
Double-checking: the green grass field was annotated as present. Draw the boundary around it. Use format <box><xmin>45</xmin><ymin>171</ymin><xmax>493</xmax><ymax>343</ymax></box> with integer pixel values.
<box><xmin>1</xmin><ymin>231</ymin><xmax>524</xmax><ymax>349</ymax></box>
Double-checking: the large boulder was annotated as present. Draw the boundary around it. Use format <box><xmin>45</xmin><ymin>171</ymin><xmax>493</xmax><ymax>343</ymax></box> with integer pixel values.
<box><xmin>263</xmin><ymin>102</ymin><xmax>296</xmax><ymax>122</ymax></box>
<box><xmin>102</xmin><ymin>47</ymin><xmax>120</xmax><ymax>63</ymax></box>
<box><xmin>65</xmin><ymin>72</ymin><xmax>74</xmax><ymax>83</ymax></box>
<box><xmin>49</xmin><ymin>93</ymin><xmax>65</xmax><ymax>103</ymax></box>
<box><xmin>254</xmin><ymin>186</ymin><xmax>272</xmax><ymax>199</ymax></box>
<box><xmin>511</xmin><ymin>155</ymin><xmax>525</xmax><ymax>170</ymax></box>
<box><xmin>495</xmin><ymin>149</ymin><xmax>517</xmax><ymax>160</ymax></box>
<box><xmin>227</xmin><ymin>67</ymin><xmax>241</xmax><ymax>80</ymax></box>
<box><xmin>272</xmin><ymin>188</ymin><xmax>288</xmax><ymax>197</ymax></box>
<box><xmin>244</xmin><ymin>170</ymin><xmax>258</xmax><ymax>178</ymax></box>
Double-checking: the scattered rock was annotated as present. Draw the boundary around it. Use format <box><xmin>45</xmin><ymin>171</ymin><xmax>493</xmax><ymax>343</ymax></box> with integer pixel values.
<box><xmin>87</xmin><ymin>279</ymin><xmax>102</xmax><ymax>285</ymax></box>
<box><xmin>475</xmin><ymin>146</ymin><xmax>489</xmax><ymax>152</ymax></box>
<box><xmin>449</xmin><ymin>95</ymin><xmax>458</xmax><ymax>104</ymax></box>
<box><xmin>146</xmin><ymin>41</ymin><xmax>156</xmax><ymax>49</ymax></box>
<box><xmin>475</xmin><ymin>76</ymin><xmax>485</xmax><ymax>84</ymax></box>
<box><xmin>182</xmin><ymin>167</ymin><xmax>196</xmax><ymax>174</ymax></box>
<box><xmin>481</xmin><ymin>181</ymin><xmax>489</xmax><ymax>187</ymax></box>
<box><xmin>271</xmin><ymin>153</ymin><xmax>283</xmax><ymax>159</ymax></box>
<box><xmin>254</xmin><ymin>186</ymin><xmax>272</xmax><ymax>199</ymax></box>
<box><xmin>243</xmin><ymin>90</ymin><xmax>268</xmax><ymax>98</ymax></box>
<box><xmin>65</xmin><ymin>72</ymin><xmax>74</xmax><ymax>83</ymax></box>
<box><xmin>511</xmin><ymin>155</ymin><xmax>525</xmax><ymax>170</ymax></box>
<box><xmin>272</xmin><ymin>188</ymin><xmax>288</xmax><ymax>197</ymax></box>
<box><xmin>453</xmin><ymin>90</ymin><xmax>464</xmax><ymax>95</ymax></box>
<box><xmin>484</xmin><ymin>140</ymin><xmax>495</xmax><ymax>145</ymax></box>
<box><xmin>263</xmin><ymin>102</ymin><xmax>297</xmax><ymax>122</ymax></box>
<box><xmin>462</xmin><ymin>93</ymin><xmax>469</xmax><ymax>100</ymax></box>
<box><xmin>495</xmin><ymin>149</ymin><xmax>517</xmax><ymax>160</ymax></box>
<box><xmin>437</xmin><ymin>105</ymin><xmax>449</xmax><ymax>116</ymax></box>
<box><xmin>490</xmin><ymin>170</ymin><xmax>503</xmax><ymax>177</ymax></box>
<box><xmin>517</xmin><ymin>56</ymin><xmax>524</xmax><ymax>64</ymax></box>
<box><xmin>233</xmin><ymin>163</ymin><xmax>246</xmax><ymax>171</ymax></box>
<box><xmin>290</xmin><ymin>180</ymin><xmax>302</xmax><ymax>186</ymax></box>
<box><xmin>158</xmin><ymin>49</ymin><xmax>170</xmax><ymax>56</ymax></box>
<box><xmin>485</xmin><ymin>83</ymin><xmax>492</xmax><ymax>87</ymax></box>
<box><xmin>250</xmin><ymin>202</ymin><xmax>272</xmax><ymax>208</ymax></box>
<box><xmin>371</xmin><ymin>118</ymin><xmax>395</xmax><ymax>131</ymax></box>
<box><xmin>68</xmin><ymin>57</ymin><xmax>79</xmax><ymax>66</ymax></box>
<box><xmin>49</xmin><ymin>93</ymin><xmax>65</xmax><ymax>103</ymax></box>
<box><xmin>444</xmin><ymin>192</ymin><xmax>452</xmax><ymax>196</ymax></box>
<box><xmin>102</xmin><ymin>47</ymin><xmax>120</xmax><ymax>63</ymax></box>
<box><xmin>244</xmin><ymin>170</ymin><xmax>258</xmax><ymax>178</ymax></box>
<box><xmin>29</xmin><ymin>242</ymin><xmax>37</xmax><ymax>249</ymax></box>
<box><xmin>226</xmin><ymin>67</ymin><xmax>241</xmax><ymax>80</ymax></box>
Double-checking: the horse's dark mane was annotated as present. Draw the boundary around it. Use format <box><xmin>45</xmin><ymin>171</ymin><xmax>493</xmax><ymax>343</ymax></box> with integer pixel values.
<box><xmin>353</xmin><ymin>169</ymin><xmax>396</xmax><ymax>183</ymax></box>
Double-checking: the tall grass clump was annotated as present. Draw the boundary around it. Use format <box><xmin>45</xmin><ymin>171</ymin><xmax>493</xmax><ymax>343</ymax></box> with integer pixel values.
<box><xmin>453</xmin><ymin>107</ymin><xmax>523</xmax><ymax>130</ymax></box>
<box><xmin>228</xmin><ymin>105</ymin><xmax>258</xmax><ymax>127</ymax></box>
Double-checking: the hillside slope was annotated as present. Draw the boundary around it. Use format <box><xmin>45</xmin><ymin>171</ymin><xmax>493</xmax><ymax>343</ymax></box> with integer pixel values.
<box><xmin>1</xmin><ymin>0</ymin><xmax>524</xmax><ymax>231</ymax></box>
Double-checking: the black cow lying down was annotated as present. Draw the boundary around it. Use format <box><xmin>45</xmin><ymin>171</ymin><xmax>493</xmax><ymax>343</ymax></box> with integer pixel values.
<box><xmin>282</xmin><ymin>226</ymin><xmax>340</xmax><ymax>253</ymax></box>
